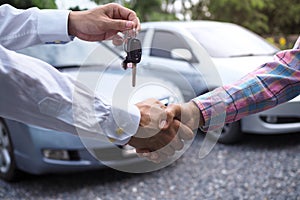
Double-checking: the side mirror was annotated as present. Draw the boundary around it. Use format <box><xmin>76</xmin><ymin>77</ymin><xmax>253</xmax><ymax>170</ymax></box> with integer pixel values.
<box><xmin>171</xmin><ymin>48</ymin><xmax>193</xmax><ymax>61</ymax></box>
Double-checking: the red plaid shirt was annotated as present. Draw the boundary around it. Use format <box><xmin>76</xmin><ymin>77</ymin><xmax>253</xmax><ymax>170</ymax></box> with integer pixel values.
<box><xmin>193</xmin><ymin>36</ymin><xmax>300</xmax><ymax>131</ymax></box>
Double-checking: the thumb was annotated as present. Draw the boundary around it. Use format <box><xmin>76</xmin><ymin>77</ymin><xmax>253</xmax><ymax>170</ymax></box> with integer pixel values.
<box><xmin>166</xmin><ymin>104</ymin><xmax>182</xmax><ymax>120</ymax></box>
<box><xmin>108</xmin><ymin>19</ymin><xmax>135</xmax><ymax>31</ymax></box>
<box><xmin>160</xmin><ymin>104</ymin><xmax>182</xmax><ymax>130</ymax></box>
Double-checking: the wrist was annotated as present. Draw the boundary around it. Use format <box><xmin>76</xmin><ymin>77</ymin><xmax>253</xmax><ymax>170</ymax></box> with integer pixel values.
<box><xmin>68</xmin><ymin>11</ymin><xmax>83</xmax><ymax>37</ymax></box>
<box><xmin>68</xmin><ymin>11</ymin><xmax>76</xmax><ymax>36</ymax></box>
<box><xmin>186</xmin><ymin>101</ymin><xmax>204</xmax><ymax>128</ymax></box>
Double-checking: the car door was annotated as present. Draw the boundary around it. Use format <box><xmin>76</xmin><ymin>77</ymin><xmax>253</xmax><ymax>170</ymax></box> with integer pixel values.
<box><xmin>139</xmin><ymin>29</ymin><xmax>206</xmax><ymax>101</ymax></box>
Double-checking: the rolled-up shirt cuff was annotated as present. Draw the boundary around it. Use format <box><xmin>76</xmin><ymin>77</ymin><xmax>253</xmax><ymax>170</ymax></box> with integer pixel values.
<box><xmin>192</xmin><ymin>99</ymin><xmax>210</xmax><ymax>132</ymax></box>
<box><xmin>37</xmin><ymin>9</ymin><xmax>73</xmax><ymax>44</ymax></box>
<box><xmin>192</xmin><ymin>87</ymin><xmax>228</xmax><ymax>132</ymax></box>
<box><xmin>100</xmin><ymin>104</ymin><xmax>141</xmax><ymax>146</ymax></box>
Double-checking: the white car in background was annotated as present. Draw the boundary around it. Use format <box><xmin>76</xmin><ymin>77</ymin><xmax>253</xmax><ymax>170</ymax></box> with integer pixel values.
<box><xmin>132</xmin><ymin>21</ymin><xmax>300</xmax><ymax>143</ymax></box>
<box><xmin>0</xmin><ymin>39</ymin><xmax>183</xmax><ymax>182</ymax></box>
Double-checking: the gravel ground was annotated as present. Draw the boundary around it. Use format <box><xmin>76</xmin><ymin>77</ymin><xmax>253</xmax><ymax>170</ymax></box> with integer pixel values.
<box><xmin>0</xmin><ymin>132</ymin><xmax>300</xmax><ymax>200</ymax></box>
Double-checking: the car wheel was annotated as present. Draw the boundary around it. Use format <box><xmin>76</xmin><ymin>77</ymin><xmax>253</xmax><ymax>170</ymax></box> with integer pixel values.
<box><xmin>219</xmin><ymin>121</ymin><xmax>243</xmax><ymax>144</ymax></box>
<box><xmin>208</xmin><ymin>121</ymin><xmax>243</xmax><ymax>144</ymax></box>
<box><xmin>0</xmin><ymin>119</ymin><xmax>21</xmax><ymax>182</ymax></box>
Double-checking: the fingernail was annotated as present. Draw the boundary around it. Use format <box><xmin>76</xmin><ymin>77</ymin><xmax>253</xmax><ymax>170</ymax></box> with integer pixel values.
<box><xmin>151</xmin><ymin>153</ymin><xmax>158</xmax><ymax>160</ymax></box>
<box><xmin>126</xmin><ymin>21</ymin><xmax>134</xmax><ymax>28</ymax></box>
<box><xmin>159</xmin><ymin>120</ymin><xmax>167</xmax><ymax>129</ymax></box>
<box><xmin>143</xmin><ymin>153</ymin><xmax>150</xmax><ymax>157</ymax></box>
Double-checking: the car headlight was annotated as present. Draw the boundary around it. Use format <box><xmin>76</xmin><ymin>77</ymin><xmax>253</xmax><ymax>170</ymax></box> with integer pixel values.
<box><xmin>42</xmin><ymin>149</ymin><xmax>80</xmax><ymax>161</ymax></box>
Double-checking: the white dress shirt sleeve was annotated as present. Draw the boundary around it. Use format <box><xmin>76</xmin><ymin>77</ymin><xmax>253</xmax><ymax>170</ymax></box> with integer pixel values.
<box><xmin>0</xmin><ymin>45</ymin><xmax>140</xmax><ymax>145</ymax></box>
<box><xmin>0</xmin><ymin>4</ymin><xmax>72</xmax><ymax>50</ymax></box>
<box><xmin>0</xmin><ymin>5</ymin><xmax>141</xmax><ymax>145</ymax></box>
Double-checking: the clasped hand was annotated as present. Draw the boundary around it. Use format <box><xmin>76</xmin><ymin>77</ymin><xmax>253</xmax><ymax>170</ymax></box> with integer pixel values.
<box><xmin>128</xmin><ymin>99</ymin><xmax>202</xmax><ymax>163</ymax></box>
<box><xmin>67</xmin><ymin>5</ymin><xmax>201</xmax><ymax>163</ymax></box>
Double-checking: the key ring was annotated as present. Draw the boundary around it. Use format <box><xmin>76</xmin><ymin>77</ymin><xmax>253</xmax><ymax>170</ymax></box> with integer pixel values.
<box><xmin>123</xmin><ymin>29</ymin><xmax>137</xmax><ymax>52</ymax></box>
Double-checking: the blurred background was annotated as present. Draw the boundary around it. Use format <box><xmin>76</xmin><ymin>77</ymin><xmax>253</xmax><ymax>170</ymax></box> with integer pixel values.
<box><xmin>1</xmin><ymin>0</ymin><xmax>299</xmax><ymax>49</ymax></box>
<box><xmin>0</xmin><ymin>1</ymin><xmax>300</xmax><ymax>199</ymax></box>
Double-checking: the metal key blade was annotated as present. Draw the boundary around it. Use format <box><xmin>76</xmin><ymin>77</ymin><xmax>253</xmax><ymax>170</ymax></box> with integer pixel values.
<box><xmin>132</xmin><ymin>63</ymin><xmax>137</xmax><ymax>87</ymax></box>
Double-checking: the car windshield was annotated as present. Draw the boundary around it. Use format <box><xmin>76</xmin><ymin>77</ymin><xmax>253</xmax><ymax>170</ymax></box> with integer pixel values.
<box><xmin>17</xmin><ymin>39</ymin><xmax>123</xmax><ymax>69</ymax></box>
<box><xmin>188</xmin><ymin>23</ymin><xmax>279</xmax><ymax>58</ymax></box>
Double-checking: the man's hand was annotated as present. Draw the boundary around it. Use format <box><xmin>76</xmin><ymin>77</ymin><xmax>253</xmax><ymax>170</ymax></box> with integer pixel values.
<box><xmin>135</xmin><ymin>101</ymin><xmax>204</xmax><ymax>163</ymax></box>
<box><xmin>68</xmin><ymin>3</ymin><xmax>140</xmax><ymax>42</ymax></box>
<box><xmin>166</xmin><ymin>101</ymin><xmax>203</xmax><ymax>130</ymax></box>
<box><xmin>128</xmin><ymin>99</ymin><xmax>194</xmax><ymax>162</ymax></box>
<box><xmin>129</xmin><ymin>119</ymin><xmax>188</xmax><ymax>154</ymax></box>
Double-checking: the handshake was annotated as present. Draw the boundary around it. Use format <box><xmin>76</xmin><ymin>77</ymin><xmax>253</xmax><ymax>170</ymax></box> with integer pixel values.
<box><xmin>128</xmin><ymin>98</ymin><xmax>203</xmax><ymax>163</ymax></box>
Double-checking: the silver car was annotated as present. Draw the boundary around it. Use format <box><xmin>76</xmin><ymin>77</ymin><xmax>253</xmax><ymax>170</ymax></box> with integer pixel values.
<box><xmin>0</xmin><ymin>39</ymin><xmax>183</xmax><ymax>181</ymax></box>
<box><xmin>135</xmin><ymin>21</ymin><xmax>300</xmax><ymax>143</ymax></box>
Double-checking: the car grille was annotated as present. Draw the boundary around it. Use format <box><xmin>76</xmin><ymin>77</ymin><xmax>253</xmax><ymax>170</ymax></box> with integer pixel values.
<box><xmin>91</xmin><ymin>146</ymin><xmax>137</xmax><ymax>161</ymax></box>
<box><xmin>260</xmin><ymin>116</ymin><xmax>300</xmax><ymax>124</ymax></box>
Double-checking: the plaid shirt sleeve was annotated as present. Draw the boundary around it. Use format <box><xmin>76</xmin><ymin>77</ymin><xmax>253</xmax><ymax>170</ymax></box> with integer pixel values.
<box><xmin>193</xmin><ymin>36</ymin><xmax>300</xmax><ymax>131</ymax></box>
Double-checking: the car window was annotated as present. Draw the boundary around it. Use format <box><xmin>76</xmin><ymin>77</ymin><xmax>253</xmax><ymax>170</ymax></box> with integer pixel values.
<box><xmin>150</xmin><ymin>30</ymin><xmax>197</xmax><ymax>62</ymax></box>
<box><xmin>136</xmin><ymin>31</ymin><xmax>146</xmax><ymax>44</ymax></box>
<box><xmin>17</xmin><ymin>39</ymin><xmax>121</xmax><ymax>68</ymax></box>
<box><xmin>104</xmin><ymin>30</ymin><xmax>146</xmax><ymax>55</ymax></box>
<box><xmin>188</xmin><ymin>23</ymin><xmax>279</xmax><ymax>58</ymax></box>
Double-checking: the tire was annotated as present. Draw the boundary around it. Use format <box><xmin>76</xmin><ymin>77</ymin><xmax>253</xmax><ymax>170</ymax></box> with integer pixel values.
<box><xmin>0</xmin><ymin>119</ymin><xmax>21</xmax><ymax>182</ymax></box>
<box><xmin>208</xmin><ymin>121</ymin><xmax>243</xmax><ymax>144</ymax></box>
<box><xmin>219</xmin><ymin>121</ymin><xmax>243</xmax><ymax>144</ymax></box>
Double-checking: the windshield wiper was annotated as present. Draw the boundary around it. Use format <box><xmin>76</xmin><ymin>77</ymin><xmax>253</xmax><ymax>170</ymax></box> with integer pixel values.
<box><xmin>230</xmin><ymin>52</ymin><xmax>277</xmax><ymax>58</ymax></box>
<box><xmin>55</xmin><ymin>64</ymin><xmax>101</xmax><ymax>69</ymax></box>
<box><xmin>55</xmin><ymin>65</ymin><xmax>81</xmax><ymax>69</ymax></box>
<box><xmin>101</xmin><ymin>42</ymin><xmax>125</xmax><ymax>60</ymax></box>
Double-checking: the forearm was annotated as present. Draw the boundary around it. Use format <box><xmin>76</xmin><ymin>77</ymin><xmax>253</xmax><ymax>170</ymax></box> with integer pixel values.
<box><xmin>0</xmin><ymin>46</ymin><xmax>140</xmax><ymax>145</ymax></box>
<box><xmin>194</xmin><ymin>37</ymin><xmax>300</xmax><ymax>130</ymax></box>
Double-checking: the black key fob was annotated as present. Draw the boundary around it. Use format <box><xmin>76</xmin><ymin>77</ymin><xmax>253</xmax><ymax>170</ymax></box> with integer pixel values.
<box><xmin>126</xmin><ymin>38</ymin><xmax>142</xmax><ymax>63</ymax></box>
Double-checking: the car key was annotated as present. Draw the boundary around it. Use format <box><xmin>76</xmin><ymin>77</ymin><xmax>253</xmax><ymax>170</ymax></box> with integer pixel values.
<box><xmin>132</xmin><ymin>63</ymin><xmax>137</xmax><ymax>87</ymax></box>
<box><xmin>122</xmin><ymin>37</ymin><xmax>142</xmax><ymax>87</ymax></box>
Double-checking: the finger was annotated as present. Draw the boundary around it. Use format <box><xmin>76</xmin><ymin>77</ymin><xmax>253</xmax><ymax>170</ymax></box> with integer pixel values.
<box><xmin>136</xmin><ymin>98</ymin><xmax>163</xmax><ymax>128</ymax></box>
<box><xmin>140</xmin><ymin>152</ymin><xmax>160</xmax><ymax>163</ymax></box>
<box><xmin>134</xmin><ymin>17</ymin><xmax>141</xmax><ymax>32</ymax></box>
<box><xmin>81</xmin><ymin>31</ymin><xmax>118</xmax><ymax>42</ymax></box>
<box><xmin>150</xmin><ymin>152</ymin><xmax>160</xmax><ymax>160</ymax></box>
<box><xmin>160</xmin><ymin>109</ymin><xmax>175</xmax><ymax>130</ymax></box>
<box><xmin>159</xmin><ymin>122</ymin><xmax>183</xmax><ymax>151</ymax></box>
<box><xmin>105</xmin><ymin>4</ymin><xmax>139</xmax><ymax>31</ymax></box>
<box><xmin>113</xmin><ymin>4</ymin><xmax>140</xmax><ymax>31</ymax></box>
<box><xmin>177</xmin><ymin>121</ymin><xmax>195</xmax><ymax>141</ymax></box>
<box><xmin>108</xmin><ymin>19</ymin><xmax>136</xmax><ymax>32</ymax></box>
<box><xmin>136</xmin><ymin>152</ymin><xmax>150</xmax><ymax>158</ymax></box>
<box><xmin>158</xmin><ymin>119</ymin><xmax>167</xmax><ymax>130</ymax></box>
<box><xmin>153</xmin><ymin>151</ymin><xmax>169</xmax><ymax>163</ymax></box>
<box><xmin>148</xmin><ymin>151</ymin><xmax>168</xmax><ymax>163</ymax></box>
<box><xmin>157</xmin><ymin>110</ymin><xmax>167</xmax><ymax>130</ymax></box>
<box><xmin>112</xmin><ymin>34</ymin><xmax>124</xmax><ymax>46</ymax></box>
<box><xmin>166</xmin><ymin>104</ymin><xmax>182</xmax><ymax>120</ymax></box>
<box><xmin>136</xmin><ymin>148</ymin><xmax>150</xmax><ymax>154</ymax></box>
<box><xmin>147</xmin><ymin>102</ymin><xmax>167</xmax><ymax>130</ymax></box>
<box><xmin>136</xmin><ymin>149</ymin><xmax>152</xmax><ymax>158</ymax></box>
<box><xmin>169</xmin><ymin>135</ymin><xmax>184</xmax><ymax>151</ymax></box>
<box><xmin>136</xmin><ymin>149</ymin><xmax>167</xmax><ymax>164</ymax></box>
<box><xmin>159</xmin><ymin>145</ymin><xmax>175</xmax><ymax>156</ymax></box>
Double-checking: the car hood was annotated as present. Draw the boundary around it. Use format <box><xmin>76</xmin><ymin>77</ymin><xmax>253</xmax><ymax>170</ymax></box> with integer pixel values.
<box><xmin>96</xmin><ymin>73</ymin><xmax>182</xmax><ymax>104</ymax></box>
<box><xmin>212</xmin><ymin>56</ymin><xmax>275</xmax><ymax>85</ymax></box>
<box><xmin>61</xmin><ymin>67</ymin><xmax>183</xmax><ymax>104</ymax></box>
